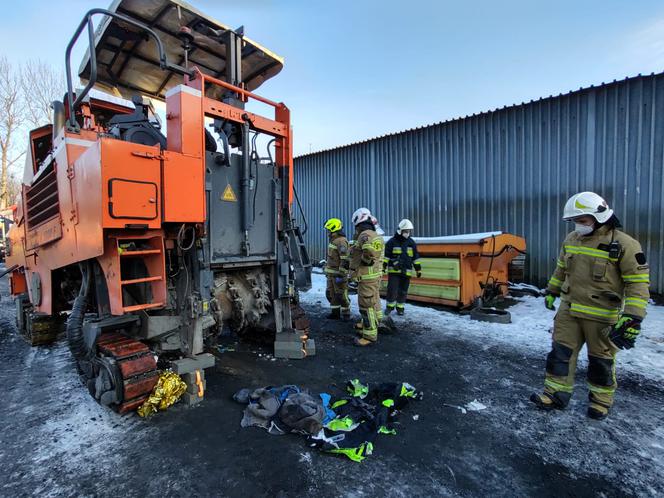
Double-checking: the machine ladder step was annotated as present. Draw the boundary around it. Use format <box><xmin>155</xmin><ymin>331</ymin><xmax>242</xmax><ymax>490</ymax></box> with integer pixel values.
<box><xmin>121</xmin><ymin>276</ymin><xmax>163</xmax><ymax>285</ymax></box>
<box><xmin>119</xmin><ymin>249</ymin><xmax>162</xmax><ymax>257</ymax></box>
<box><xmin>123</xmin><ymin>302</ymin><xmax>165</xmax><ymax>313</ymax></box>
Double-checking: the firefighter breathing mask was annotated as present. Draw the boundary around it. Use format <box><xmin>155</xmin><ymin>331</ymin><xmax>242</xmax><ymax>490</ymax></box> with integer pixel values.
<box><xmin>574</xmin><ymin>222</ymin><xmax>594</xmax><ymax>236</ymax></box>
<box><xmin>397</xmin><ymin>219</ymin><xmax>414</xmax><ymax>237</ymax></box>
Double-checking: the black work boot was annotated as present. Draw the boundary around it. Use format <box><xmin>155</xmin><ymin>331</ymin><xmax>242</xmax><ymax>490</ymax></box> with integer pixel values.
<box><xmin>530</xmin><ymin>392</ymin><xmax>567</xmax><ymax>411</ymax></box>
<box><xmin>587</xmin><ymin>406</ymin><xmax>609</xmax><ymax>420</ymax></box>
<box><xmin>396</xmin><ymin>307</ymin><xmax>405</xmax><ymax>316</ymax></box>
<box><xmin>326</xmin><ymin>308</ymin><xmax>341</xmax><ymax>320</ymax></box>
<box><xmin>587</xmin><ymin>393</ymin><xmax>610</xmax><ymax>420</ymax></box>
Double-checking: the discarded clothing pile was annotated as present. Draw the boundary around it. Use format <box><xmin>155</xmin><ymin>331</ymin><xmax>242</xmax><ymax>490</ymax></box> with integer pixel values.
<box><xmin>233</xmin><ymin>385</ymin><xmax>326</xmax><ymax>435</ymax></box>
<box><xmin>234</xmin><ymin>379</ymin><xmax>421</xmax><ymax>462</ymax></box>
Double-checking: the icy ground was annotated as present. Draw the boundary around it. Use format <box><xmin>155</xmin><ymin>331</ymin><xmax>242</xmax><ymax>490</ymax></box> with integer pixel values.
<box><xmin>301</xmin><ymin>273</ymin><xmax>664</xmax><ymax>496</ymax></box>
<box><xmin>1</xmin><ymin>269</ymin><xmax>663</xmax><ymax>497</ymax></box>
<box><xmin>303</xmin><ymin>273</ymin><xmax>664</xmax><ymax>383</ymax></box>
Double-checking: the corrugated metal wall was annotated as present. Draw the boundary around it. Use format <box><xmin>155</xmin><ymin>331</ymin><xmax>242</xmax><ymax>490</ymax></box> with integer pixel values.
<box><xmin>294</xmin><ymin>73</ymin><xmax>664</xmax><ymax>293</ymax></box>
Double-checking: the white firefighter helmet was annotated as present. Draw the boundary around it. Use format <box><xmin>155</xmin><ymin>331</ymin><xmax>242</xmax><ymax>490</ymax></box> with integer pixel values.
<box><xmin>352</xmin><ymin>207</ymin><xmax>373</xmax><ymax>226</ymax></box>
<box><xmin>562</xmin><ymin>192</ymin><xmax>614</xmax><ymax>223</ymax></box>
<box><xmin>397</xmin><ymin>219</ymin><xmax>414</xmax><ymax>235</ymax></box>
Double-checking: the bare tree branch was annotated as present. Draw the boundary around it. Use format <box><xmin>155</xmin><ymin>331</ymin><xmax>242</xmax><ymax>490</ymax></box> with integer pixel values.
<box><xmin>7</xmin><ymin>151</ymin><xmax>26</xmax><ymax>168</ymax></box>
<box><xmin>0</xmin><ymin>56</ymin><xmax>26</xmax><ymax>208</ymax></box>
<box><xmin>21</xmin><ymin>59</ymin><xmax>65</xmax><ymax>128</ymax></box>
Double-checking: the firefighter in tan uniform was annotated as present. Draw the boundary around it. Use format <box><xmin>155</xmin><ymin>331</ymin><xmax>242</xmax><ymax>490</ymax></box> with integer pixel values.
<box><xmin>323</xmin><ymin>218</ymin><xmax>351</xmax><ymax>320</ymax></box>
<box><xmin>347</xmin><ymin>208</ymin><xmax>384</xmax><ymax>347</ymax></box>
<box><xmin>531</xmin><ymin>192</ymin><xmax>649</xmax><ymax>420</ymax></box>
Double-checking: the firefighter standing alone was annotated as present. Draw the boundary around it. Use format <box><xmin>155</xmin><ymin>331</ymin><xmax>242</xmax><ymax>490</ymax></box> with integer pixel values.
<box><xmin>530</xmin><ymin>192</ymin><xmax>649</xmax><ymax>420</ymax></box>
<box><xmin>384</xmin><ymin>219</ymin><xmax>422</xmax><ymax>315</ymax></box>
<box><xmin>347</xmin><ymin>208</ymin><xmax>385</xmax><ymax>347</ymax></box>
<box><xmin>323</xmin><ymin>218</ymin><xmax>351</xmax><ymax>320</ymax></box>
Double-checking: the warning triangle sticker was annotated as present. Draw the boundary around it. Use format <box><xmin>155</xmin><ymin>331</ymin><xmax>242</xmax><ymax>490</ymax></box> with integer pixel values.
<box><xmin>221</xmin><ymin>184</ymin><xmax>237</xmax><ymax>202</ymax></box>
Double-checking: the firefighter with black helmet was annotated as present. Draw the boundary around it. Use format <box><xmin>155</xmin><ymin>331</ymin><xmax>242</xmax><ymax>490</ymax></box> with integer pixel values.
<box><xmin>384</xmin><ymin>219</ymin><xmax>422</xmax><ymax>315</ymax></box>
<box><xmin>348</xmin><ymin>208</ymin><xmax>384</xmax><ymax>346</ymax></box>
<box><xmin>530</xmin><ymin>192</ymin><xmax>650</xmax><ymax>420</ymax></box>
<box><xmin>323</xmin><ymin>218</ymin><xmax>351</xmax><ymax>320</ymax></box>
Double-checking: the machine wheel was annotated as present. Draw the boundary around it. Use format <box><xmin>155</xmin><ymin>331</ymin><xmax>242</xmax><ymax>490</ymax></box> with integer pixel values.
<box><xmin>24</xmin><ymin>314</ymin><xmax>63</xmax><ymax>346</ymax></box>
<box><xmin>88</xmin><ymin>332</ymin><xmax>159</xmax><ymax>414</ymax></box>
<box><xmin>17</xmin><ymin>294</ymin><xmax>63</xmax><ymax>346</ymax></box>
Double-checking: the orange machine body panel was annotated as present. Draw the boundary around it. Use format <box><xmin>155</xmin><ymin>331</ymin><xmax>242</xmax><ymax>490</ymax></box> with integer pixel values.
<box><xmin>13</xmin><ymin>71</ymin><xmax>294</xmax><ymax>316</ymax></box>
<box><xmin>99</xmin><ymin>139</ymin><xmax>162</xmax><ymax>229</ymax></box>
<box><xmin>163</xmin><ymin>85</ymin><xmax>205</xmax><ymax>223</ymax></box>
<box><xmin>382</xmin><ymin>233</ymin><xmax>527</xmax><ymax>308</ymax></box>
<box><xmin>9</xmin><ymin>271</ymin><xmax>28</xmax><ymax>295</ymax></box>
<box><xmin>162</xmin><ymin>151</ymin><xmax>205</xmax><ymax>223</ymax></box>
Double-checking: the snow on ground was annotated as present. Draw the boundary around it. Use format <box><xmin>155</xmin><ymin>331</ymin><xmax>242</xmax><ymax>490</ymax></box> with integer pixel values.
<box><xmin>303</xmin><ymin>273</ymin><xmax>664</xmax><ymax>382</ymax></box>
<box><xmin>302</xmin><ymin>273</ymin><xmax>664</xmax><ymax>496</ymax></box>
<box><xmin>0</xmin><ymin>334</ymin><xmax>153</xmax><ymax>497</ymax></box>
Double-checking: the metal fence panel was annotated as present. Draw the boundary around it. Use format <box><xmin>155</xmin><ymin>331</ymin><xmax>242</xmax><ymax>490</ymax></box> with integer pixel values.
<box><xmin>294</xmin><ymin>74</ymin><xmax>664</xmax><ymax>293</ymax></box>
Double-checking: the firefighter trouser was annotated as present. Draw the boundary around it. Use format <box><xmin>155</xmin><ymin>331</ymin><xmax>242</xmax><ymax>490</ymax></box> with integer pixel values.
<box><xmin>357</xmin><ymin>277</ymin><xmax>382</xmax><ymax>341</ymax></box>
<box><xmin>386</xmin><ymin>273</ymin><xmax>410</xmax><ymax>311</ymax></box>
<box><xmin>326</xmin><ymin>276</ymin><xmax>350</xmax><ymax>315</ymax></box>
<box><xmin>543</xmin><ymin>301</ymin><xmax>618</xmax><ymax>411</ymax></box>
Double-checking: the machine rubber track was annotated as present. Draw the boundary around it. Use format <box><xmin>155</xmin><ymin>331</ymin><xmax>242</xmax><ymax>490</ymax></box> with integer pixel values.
<box><xmin>96</xmin><ymin>333</ymin><xmax>159</xmax><ymax>414</ymax></box>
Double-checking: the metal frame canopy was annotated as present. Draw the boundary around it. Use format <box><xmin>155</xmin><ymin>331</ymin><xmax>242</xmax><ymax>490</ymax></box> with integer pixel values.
<box><xmin>78</xmin><ymin>0</ymin><xmax>284</xmax><ymax>100</ymax></box>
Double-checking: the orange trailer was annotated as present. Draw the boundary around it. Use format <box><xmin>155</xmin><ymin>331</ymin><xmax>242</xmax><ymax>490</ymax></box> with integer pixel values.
<box><xmin>381</xmin><ymin>231</ymin><xmax>526</xmax><ymax>308</ymax></box>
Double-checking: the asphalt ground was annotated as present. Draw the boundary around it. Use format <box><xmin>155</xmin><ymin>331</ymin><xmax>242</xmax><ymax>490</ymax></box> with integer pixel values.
<box><xmin>1</xmin><ymin>276</ymin><xmax>662</xmax><ymax>497</ymax></box>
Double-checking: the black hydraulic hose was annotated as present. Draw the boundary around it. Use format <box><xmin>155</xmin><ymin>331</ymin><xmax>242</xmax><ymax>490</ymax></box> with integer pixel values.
<box><xmin>241</xmin><ymin>117</ymin><xmax>252</xmax><ymax>233</ymax></box>
<box><xmin>67</xmin><ymin>261</ymin><xmax>91</xmax><ymax>360</ymax></box>
<box><xmin>251</xmin><ymin>132</ymin><xmax>259</xmax><ymax>225</ymax></box>
<box><xmin>478</xmin><ymin>244</ymin><xmax>528</xmax><ymax>258</ymax></box>
<box><xmin>218</xmin><ymin>130</ymin><xmax>231</xmax><ymax>166</ymax></box>
<box><xmin>293</xmin><ymin>185</ymin><xmax>308</xmax><ymax>236</ymax></box>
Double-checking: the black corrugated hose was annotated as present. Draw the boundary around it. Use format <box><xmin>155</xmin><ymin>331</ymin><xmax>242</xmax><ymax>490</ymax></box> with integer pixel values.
<box><xmin>67</xmin><ymin>261</ymin><xmax>91</xmax><ymax>360</ymax></box>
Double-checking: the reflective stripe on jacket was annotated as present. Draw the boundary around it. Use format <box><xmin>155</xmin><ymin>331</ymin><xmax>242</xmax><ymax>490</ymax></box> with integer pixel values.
<box><xmin>547</xmin><ymin>225</ymin><xmax>650</xmax><ymax>322</ymax></box>
<box><xmin>349</xmin><ymin>228</ymin><xmax>384</xmax><ymax>280</ymax></box>
<box><xmin>384</xmin><ymin>233</ymin><xmax>421</xmax><ymax>277</ymax></box>
<box><xmin>325</xmin><ymin>232</ymin><xmax>349</xmax><ymax>276</ymax></box>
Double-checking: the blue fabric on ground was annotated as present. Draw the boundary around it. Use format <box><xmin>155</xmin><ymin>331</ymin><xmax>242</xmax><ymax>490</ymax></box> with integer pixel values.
<box><xmin>319</xmin><ymin>393</ymin><xmax>335</xmax><ymax>424</ymax></box>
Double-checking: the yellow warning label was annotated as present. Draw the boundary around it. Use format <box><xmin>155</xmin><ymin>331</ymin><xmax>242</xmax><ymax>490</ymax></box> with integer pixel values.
<box><xmin>221</xmin><ymin>184</ymin><xmax>237</xmax><ymax>202</ymax></box>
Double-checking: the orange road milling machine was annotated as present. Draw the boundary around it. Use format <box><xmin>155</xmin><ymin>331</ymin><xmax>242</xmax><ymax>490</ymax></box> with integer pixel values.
<box><xmin>4</xmin><ymin>0</ymin><xmax>314</xmax><ymax>413</ymax></box>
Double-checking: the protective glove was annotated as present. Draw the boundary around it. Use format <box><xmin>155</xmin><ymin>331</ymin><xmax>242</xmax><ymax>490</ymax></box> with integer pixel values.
<box><xmin>416</xmin><ymin>271</ymin><xmax>422</xmax><ymax>278</ymax></box>
<box><xmin>341</xmin><ymin>259</ymin><xmax>350</xmax><ymax>271</ymax></box>
<box><xmin>608</xmin><ymin>315</ymin><xmax>641</xmax><ymax>350</ymax></box>
<box><xmin>334</xmin><ymin>276</ymin><xmax>345</xmax><ymax>285</ymax></box>
<box><xmin>544</xmin><ymin>292</ymin><xmax>557</xmax><ymax>311</ymax></box>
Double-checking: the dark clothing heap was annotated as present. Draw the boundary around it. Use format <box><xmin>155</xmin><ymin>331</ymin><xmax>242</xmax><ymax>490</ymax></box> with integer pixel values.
<box><xmin>308</xmin><ymin>380</ymin><xmax>421</xmax><ymax>462</ymax></box>
<box><xmin>233</xmin><ymin>385</ymin><xmax>326</xmax><ymax>436</ymax></box>
<box><xmin>234</xmin><ymin>379</ymin><xmax>421</xmax><ymax>462</ymax></box>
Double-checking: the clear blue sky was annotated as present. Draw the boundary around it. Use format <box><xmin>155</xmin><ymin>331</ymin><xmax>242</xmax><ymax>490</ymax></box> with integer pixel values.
<box><xmin>2</xmin><ymin>0</ymin><xmax>664</xmax><ymax>155</ymax></box>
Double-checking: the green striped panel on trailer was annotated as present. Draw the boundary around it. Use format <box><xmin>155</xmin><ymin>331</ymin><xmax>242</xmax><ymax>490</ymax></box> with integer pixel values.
<box><xmin>379</xmin><ymin>280</ymin><xmax>460</xmax><ymax>301</ymax></box>
<box><xmin>420</xmin><ymin>258</ymin><xmax>460</xmax><ymax>281</ymax></box>
<box><xmin>409</xmin><ymin>283</ymin><xmax>460</xmax><ymax>301</ymax></box>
